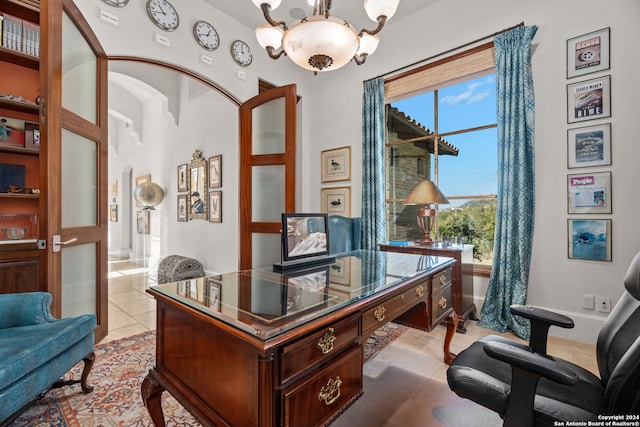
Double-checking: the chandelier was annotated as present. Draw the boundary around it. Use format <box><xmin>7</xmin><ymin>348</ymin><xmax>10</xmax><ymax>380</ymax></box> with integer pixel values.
<box><xmin>253</xmin><ymin>0</ymin><xmax>400</xmax><ymax>74</ymax></box>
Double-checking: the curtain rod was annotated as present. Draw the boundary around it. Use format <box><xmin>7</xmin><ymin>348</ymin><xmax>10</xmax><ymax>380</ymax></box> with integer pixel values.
<box><xmin>369</xmin><ymin>21</ymin><xmax>525</xmax><ymax>81</ymax></box>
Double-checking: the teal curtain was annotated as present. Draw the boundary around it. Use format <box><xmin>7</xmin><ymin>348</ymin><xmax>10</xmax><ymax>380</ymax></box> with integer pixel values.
<box><xmin>478</xmin><ymin>25</ymin><xmax>538</xmax><ymax>339</ymax></box>
<box><xmin>361</xmin><ymin>78</ymin><xmax>386</xmax><ymax>250</ymax></box>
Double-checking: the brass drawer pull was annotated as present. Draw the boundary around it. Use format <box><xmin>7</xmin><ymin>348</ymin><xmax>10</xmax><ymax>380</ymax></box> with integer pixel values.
<box><xmin>373</xmin><ymin>306</ymin><xmax>386</xmax><ymax>322</ymax></box>
<box><xmin>318</xmin><ymin>376</ymin><xmax>342</xmax><ymax>405</ymax></box>
<box><xmin>415</xmin><ymin>285</ymin><xmax>424</xmax><ymax>298</ymax></box>
<box><xmin>317</xmin><ymin>328</ymin><xmax>336</xmax><ymax>354</ymax></box>
<box><xmin>439</xmin><ymin>274</ymin><xmax>447</xmax><ymax>285</ymax></box>
<box><xmin>439</xmin><ymin>296</ymin><xmax>448</xmax><ymax>309</ymax></box>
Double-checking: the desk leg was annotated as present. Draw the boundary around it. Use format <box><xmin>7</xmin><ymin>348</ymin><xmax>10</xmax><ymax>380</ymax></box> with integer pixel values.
<box><xmin>443</xmin><ymin>311</ymin><xmax>459</xmax><ymax>365</ymax></box>
<box><xmin>141</xmin><ymin>371</ymin><xmax>166</xmax><ymax>427</ymax></box>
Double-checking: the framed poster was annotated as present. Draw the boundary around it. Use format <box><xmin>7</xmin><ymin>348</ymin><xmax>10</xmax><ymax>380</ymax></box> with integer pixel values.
<box><xmin>137</xmin><ymin>210</ymin><xmax>150</xmax><ymax>234</ymax></box>
<box><xmin>109</xmin><ymin>205</ymin><xmax>118</xmax><ymax>222</ymax></box>
<box><xmin>567</xmin><ymin>171</ymin><xmax>611</xmax><ymax>214</ymax></box>
<box><xmin>209</xmin><ymin>190</ymin><xmax>222</xmax><ymax>223</ymax></box>
<box><xmin>24</xmin><ymin>122</ymin><xmax>40</xmax><ymax>150</ymax></box>
<box><xmin>209</xmin><ymin>155</ymin><xmax>222</xmax><ymax>188</ymax></box>
<box><xmin>177</xmin><ymin>164</ymin><xmax>188</xmax><ymax>192</ymax></box>
<box><xmin>0</xmin><ymin>116</ymin><xmax>25</xmax><ymax>147</ymax></box>
<box><xmin>321</xmin><ymin>146</ymin><xmax>351</xmax><ymax>182</ymax></box>
<box><xmin>567</xmin><ymin>123</ymin><xmax>611</xmax><ymax>168</ymax></box>
<box><xmin>568</xmin><ymin>219</ymin><xmax>612</xmax><ymax>261</ymax></box>
<box><xmin>321</xmin><ymin>186</ymin><xmax>351</xmax><ymax>216</ymax></box>
<box><xmin>567</xmin><ymin>28</ymin><xmax>610</xmax><ymax>79</ymax></box>
<box><xmin>567</xmin><ymin>75</ymin><xmax>611</xmax><ymax>124</ymax></box>
<box><xmin>177</xmin><ymin>194</ymin><xmax>188</xmax><ymax>222</ymax></box>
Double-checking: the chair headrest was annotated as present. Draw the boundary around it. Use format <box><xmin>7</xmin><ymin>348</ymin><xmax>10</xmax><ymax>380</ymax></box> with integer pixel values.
<box><xmin>624</xmin><ymin>252</ymin><xmax>640</xmax><ymax>300</ymax></box>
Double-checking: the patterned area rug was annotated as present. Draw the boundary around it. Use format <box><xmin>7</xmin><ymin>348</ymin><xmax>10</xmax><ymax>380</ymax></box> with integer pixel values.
<box><xmin>10</xmin><ymin>322</ymin><xmax>408</xmax><ymax>427</ymax></box>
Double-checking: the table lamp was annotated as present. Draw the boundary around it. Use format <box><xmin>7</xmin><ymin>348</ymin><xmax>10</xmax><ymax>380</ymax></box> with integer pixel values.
<box><xmin>404</xmin><ymin>180</ymin><xmax>449</xmax><ymax>245</ymax></box>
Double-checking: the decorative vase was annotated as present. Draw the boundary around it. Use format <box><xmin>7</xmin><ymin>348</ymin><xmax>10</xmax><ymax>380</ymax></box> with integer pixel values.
<box><xmin>134</xmin><ymin>181</ymin><xmax>165</xmax><ymax>210</ymax></box>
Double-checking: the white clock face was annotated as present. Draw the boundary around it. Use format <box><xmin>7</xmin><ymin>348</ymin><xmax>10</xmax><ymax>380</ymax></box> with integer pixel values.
<box><xmin>193</xmin><ymin>21</ymin><xmax>220</xmax><ymax>51</ymax></box>
<box><xmin>146</xmin><ymin>0</ymin><xmax>179</xmax><ymax>32</ymax></box>
<box><xmin>231</xmin><ymin>40</ymin><xmax>252</xmax><ymax>67</ymax></box>
<box><xmin>100</xmin><ymin>0</ymin><xmax>129</xmax><ymax>7</ymax></box>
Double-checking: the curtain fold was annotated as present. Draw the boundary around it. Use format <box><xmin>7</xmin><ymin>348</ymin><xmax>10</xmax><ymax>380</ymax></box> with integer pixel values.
<box><xmin>361</xmin><ymin>78</ymin><xmax>387</xmax><ymax>250</ymax></box>
<box><xmin>478</xmin><ymin>25</ymin><xmax>538</xmax><ymax>339</ymax></box>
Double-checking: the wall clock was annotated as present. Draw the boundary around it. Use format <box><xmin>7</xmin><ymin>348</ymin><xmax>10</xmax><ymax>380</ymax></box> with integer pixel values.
<box><xmin>230</xmin><ymin>40</ymin><xmax>252</xmax><ymax>67</ymax></box>
<box><xmin>146</xmin><ymin>0</ymin><xmax>180</xmax><ymax>32</ymax></box>
<box><xmin>100</xmin><ymin>0</ymin><xmax>129</xmax><ymax>7</ymax></box>
<box><xmin>193</xmin><ymin>20</ymin><xmax>220</xmax><ymax>51</ymax></box>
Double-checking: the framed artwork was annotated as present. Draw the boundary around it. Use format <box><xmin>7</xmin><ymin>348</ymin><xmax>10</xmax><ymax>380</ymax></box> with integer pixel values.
<box><xmin>0</xmin><ymin>116</ymin><xmax>25</xmax><ymax>147</ymax></box>
<box><xmin>329</xmin><ymin>257</ymin><xmax>350</xmax><ymax>286</ymax></box>
<box><xmin>321</xmin><ymin>146</ymin><xmax>351</xmax><ymax>182</ymax></box>
<box><xmin>567</xmin><ymin>75</ymin><xmax>611</xmax><ymax>124</ymax></box>
<box><xmin>568</xmin><ymin>219</ymin><xmax>612</xmax><ymax>262</ymax></box>
<box><xmin>204</xmin><ymin>278</ymin><xmax>221</xmax><ymax>311</ymax></box>
<box><xmin>177</xmin><ymin>194</ymin><xmax>188</xmax><ymax>222</ymax></box>
<box><xmin>321</xmin><ymin>186</ymin><xmax>351</xmax><ymax>216</ymax></box>
<box><xmin>567</xmin><ymin>171</ymin><xmax>611</xmax><ymax>214</ymax></box>
<box><xmin>177</xmin><ymin>164</ymin><xmax>188</xmax><ymax>192</ymax></box>
<box><xmin>209</xmin><ymin>190</ymin><xmax>222</xmax><ymax>222</ymax></box>
<box><xmin>109</xmin><ymin>204</ymin><xmax>118</xmax><ymax>222</ymax></box>
<box><xmin>209</xmin><ymin>155</ymin><xmax>222</xmax><ymax>188</ymax></box>
<box><xmin>137</xmin><ymin>210</ymin><xmax>150</xmax><ymax>234</ymax></box>
<box><xmin>134</xmin><ymin>174</ymin><xmax>151</xmax><ymax>207</ymax></box>
<box><xmin>111</xmin><ymin>179</ymin><xmax>119</xmax><ymax>199</ymax></box>
<box><xmin>567</xmin><ymin>28</ymin><xmax>610</xmax><ymax>79</ymax></box>
<box><xmin>24</xmin><ymin>122</ymin><xmax>40</xmax><ymax>150</ymax></box>
<box><xmin>567</xmin><ymin>123</ymin><xmax>611</xmax><ymax>168</ymax></box>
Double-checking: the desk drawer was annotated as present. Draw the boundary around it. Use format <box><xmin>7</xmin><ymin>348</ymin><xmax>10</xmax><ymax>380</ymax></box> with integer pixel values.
<box><xmin>362</xmin><ymin>284</ymin><xmax>425</xmax><ymax>336</ymax></box>
<box><xmin>431</xmin><ymin>283</ymin><xmax>453</xmax><ymax>326</ymax></box>
<box><xmin>282</xmin><ymin>345</ymin><xmax>363</xmax><ymax>427</ymax></box>
<box><xmin>432</xmin><ymin>269</ymin><xmax>452</xmax><ymax>293</ymax></box>
<box><xmin>280</xmin><ymin>315</ymin><xmax>359</xmax><ymax>384</ymax></box>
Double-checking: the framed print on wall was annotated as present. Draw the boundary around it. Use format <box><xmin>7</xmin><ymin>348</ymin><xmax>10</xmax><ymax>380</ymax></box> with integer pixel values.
<box><xmin>567</xmin><ymin>75</ymin><xmax>611</xmax><ymax>124</ymax></box>
<box><xmin>567</xmin><ymin>28</ymin><xmax>610</xmax><ymax>79</ymax></box>
<box><xmin>109</xmin><ymin>205</ymin><xmax>118</xmax><ymax>222</ymax></box>
<box><xmin>137</xmin><ymin>210</ymin><xmax>150</xmax><ymax>234</ymax></box>
<box><xmin>209</xmin><ymin>155</ymin><xmax>222</xmax><ymax>188</ymax></box>
<box><xmin>321</xmin><ymin>186</ymin><xmax>351</xmax><ymax>216</ymax></box>
<box><xmin>568</xmin><ymin>218</ymin><xmax>612</xmax><ymax>262</ymax></box>
<box><xmin>567</xmin><ymin>123</ymin><xmax>611</xmax><ymax>168</ymax></box>
<box><xmin>209</xmin><ymin>190</ymin><xmax>222</xmax><ymax>223</ymax></box>
<box><xmin>177</xmin><ymin>164</ymin><xmax>188</xmax><ymax>192</ymax></box>
<box><xmin>567</xmin><ymin>171</ymin><xmax>611</xmax><ymax>214</ymax></box>
<box><xmin>177</xmin><ymin>194</ymin><xmax>188</xmax><ymax>222</ymax></box>
<box><xmin>321</xmin><ymin>146</ymin><xmax>351</xmax><ymax>182</ymax></box>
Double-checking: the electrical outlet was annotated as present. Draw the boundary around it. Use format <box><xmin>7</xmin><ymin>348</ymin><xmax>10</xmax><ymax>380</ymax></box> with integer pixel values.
<box><xmin>596</xmin><ymin>296</ymin><xmax>611</xmax><ymax>313</ymax></box>
<box><xmin>582</xmin><ymin>294</ymin><xmax>595</xmax><ymax>310</ymax></box>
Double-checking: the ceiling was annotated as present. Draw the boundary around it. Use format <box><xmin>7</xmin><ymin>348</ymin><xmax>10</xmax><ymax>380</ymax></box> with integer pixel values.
<box><xmin>205</xmin><ymin>0</ymin><xmax>439</xmax><ymax>34</ymax></box>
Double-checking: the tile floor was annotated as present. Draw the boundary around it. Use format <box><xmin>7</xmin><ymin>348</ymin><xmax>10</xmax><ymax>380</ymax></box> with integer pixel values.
<box><xmin>103</xmin><ymin>256</ymin><xmax>599</xmax><ymax>381</ymax></box>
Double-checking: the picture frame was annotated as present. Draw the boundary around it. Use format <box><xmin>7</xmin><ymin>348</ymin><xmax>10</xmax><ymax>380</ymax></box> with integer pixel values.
<box><xmin>567</xmin><ymin>28</ymin><xmax>610</xmax><ymax>79</ymax></box>
<box><xmin>134</xmin><ymin>174</ymin><xmax>151</xmax><ymax>207</ymax></box>
<box><xmin>567</xmin><ymin>75</ymin><xmax>611</xmax><ymax>124</ymax></box>
<box><xmin>204</xmin><ymin>278</ymin><xmax>221</xmax><ymax>311</ymax></box>
<box><xmin>321</xmin><ymin>146</ymin><xmax>351</xmax><ymax>182</ymax></box>
<box><xmin>567</xmin><ymin>171</ymin><xmax>611</xmax><ymax>214</ymax></box>
<box><xmin>137</xmin><ymin>210</ymin><xmax>150</xmax><ymax>234</ymax></box>
<box><xmin>177</xmin><ymin>194</ymin><xmax>188</xmax><ymax>222</ymax></box>
<box><xmin>177</xmin><ymin>164</ymin><xmax>188</xmax><ymax>192</ymax></box>
<box><xmin>208</xmin><ymin>190</ymin><xmax>222</xmax><ymax>223</ymax></box>
<box><xmin>111</xmin><ymin>179</ymin><xmax>119</xmax><ymax>199</ymax></box>
<box><xmin>567</xmin><ymin>123</ymin><xmax>611</xmax><ymax>168</ymax></box>
<box><xmin>24</xmin><ymin>122</ymin><xmax>40</xmax><ymax>151</ymax></box>
<box><xmin>321</xmin><ymin>186</ymin><xmax>351</xmax><ymax>216</ymax></box>
<box><xmin>109</xmin><ymin>204</ymin><xmax>118</xmax><ymax>222</ymax></box>
<box><xmin>568</xmin><ymin>218</ymin><xmax>611</xmax><ymax>262</ymax></box>
<box><xmin>0</xmin><ymin>116</ymin><xmax>25</xmax><ymax>148</ymax></box>
<box><xmin>208</xmin><ymin>155</ymin><xmax>222</xmax><ymax>188</ymax></box>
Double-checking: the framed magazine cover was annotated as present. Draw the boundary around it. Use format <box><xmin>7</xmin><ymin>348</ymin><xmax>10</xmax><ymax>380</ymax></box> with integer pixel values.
<box><xmin>567</xmin><ymin>171</ymin><xmax>611</xmax><ymax>214</ymax></box>
<box><xmin>567</xmin><ymin>28</ymin><xmax>610</xmax><ymax>79</ymax></box>
<box><xmin>567</xmin><ymin>75</ymin><xmax>611</xmax><ymax>124</ymax></box>
<box><xmin>567</xmin><ymin>123</ymin><xmax>611</xmax><ymax>168</ymax></box>
<box><xmin>568</xmin><ymin>219</ymin><xmax>612</xmax><ymax>262</ymax></box>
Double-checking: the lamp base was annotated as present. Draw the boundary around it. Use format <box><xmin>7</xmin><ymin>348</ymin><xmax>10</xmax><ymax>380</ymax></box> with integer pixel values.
<box><xmin>415</xmin><ymin>235</ymin><xmax>434</xmax><ymax>246</ymax></box>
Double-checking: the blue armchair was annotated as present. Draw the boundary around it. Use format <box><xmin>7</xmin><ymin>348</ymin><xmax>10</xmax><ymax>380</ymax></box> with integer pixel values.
<box><xmin>0</xmin><ymin>292</ymin><xmax>96</xmax><ymax>424</ymax></box>
<box><xmin>327</xmin><ymin>215</ymin><xmax>362</xmax><ymax>254</ymax></box>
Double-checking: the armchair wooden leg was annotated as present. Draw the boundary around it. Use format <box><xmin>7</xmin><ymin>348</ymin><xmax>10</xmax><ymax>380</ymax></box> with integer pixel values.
<box><xmin>80</xmin><ymin>352</ymin><xmax>95</xmax><ymax>393</ymax></box>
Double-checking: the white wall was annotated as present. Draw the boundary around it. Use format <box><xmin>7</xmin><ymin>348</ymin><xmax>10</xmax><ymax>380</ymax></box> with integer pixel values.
<box><xmin>78</xmin><ymin>0</ymin><xmax>640</xmax><ymax>343</ymax></box>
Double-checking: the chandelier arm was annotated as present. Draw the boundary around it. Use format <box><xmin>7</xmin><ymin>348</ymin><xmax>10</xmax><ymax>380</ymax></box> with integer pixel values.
<box><xmin>266</xmin><ymin>46</ymin><xmax>287</xmax><ymax>60</ymax></box>
<box><xmin>359</xmin><ymin>15</ymin><xmax>388</xmax><ymax>37</ymax></box>
<box><xmin>353</xmin><ymin>53</ymin><xmax>368</xmax><ymax>66</ymax></box>
<box><xmin>260</xmin><ymin>3</ymin><xmax>288</xmax><ymax>30</ymax></box>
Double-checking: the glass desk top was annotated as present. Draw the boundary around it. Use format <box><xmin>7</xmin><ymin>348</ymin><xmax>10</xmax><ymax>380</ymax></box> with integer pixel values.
<box><xmin>149</xmin><ymin>250</ymin><xmax>454</xmax><ymax>340</ymax></box>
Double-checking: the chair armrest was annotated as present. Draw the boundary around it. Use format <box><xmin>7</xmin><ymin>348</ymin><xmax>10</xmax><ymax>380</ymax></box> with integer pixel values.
<box><xmin>0</xmin><ymin>292</ymin><xmax>58</xmax><ymax>329</ymax></box>
<box><xmin>510</xmin><ymin>304</ymin><xmax>574</xmax><ymax>354</ymax></box>
<box><xmin>483</xmin><ymin>341</ymin><xmax>579</xmax><ymax>427</ymax></box>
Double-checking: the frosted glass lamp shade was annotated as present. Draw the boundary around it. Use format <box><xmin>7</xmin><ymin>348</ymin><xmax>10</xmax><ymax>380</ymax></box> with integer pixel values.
<box><xmin>357</xmin><ymin>33</ymin><xmax>379</xmax><ymax>56</ymax></box>
<box><xmin>256</xmin><ymin>25</ymin><xmax>284</xmax><ymax>49</ymax></box>
<box><xmin>283</xmin><ymin>16</ymin><xmax>359</xmax><ymax>72</ymax></box>
<box><xmin>364</xmin><ymin>0</ymin><xmax>400</xmax><ymax>21</ymax></box>
<box><xmin>134</xmin><ymin>181</ymin><xmax>165</xmax><ymax>210</ymax></box>
<box><xmin>252</xmin><ymin>0</ymin><xmax>282</xmax><ymax>10</ymax></box>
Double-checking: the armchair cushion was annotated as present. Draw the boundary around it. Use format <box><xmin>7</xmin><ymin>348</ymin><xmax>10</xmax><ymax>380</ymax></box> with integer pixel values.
<box><xmin>327</xmin><ymin>215</ymin><xmax>361</xmax><ymax>254</ymax></box>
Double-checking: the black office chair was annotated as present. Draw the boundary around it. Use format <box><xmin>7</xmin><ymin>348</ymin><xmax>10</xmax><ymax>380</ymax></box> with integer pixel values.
<box><xmin>447</xmin><ymin>251</ymin><xmax>640</xmax><ymax>427</ymax></box>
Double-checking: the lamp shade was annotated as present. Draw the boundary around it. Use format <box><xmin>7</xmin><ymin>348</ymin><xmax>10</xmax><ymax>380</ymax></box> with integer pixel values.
<box><xmin>357</xmin><ymin>33</ymin><xmax>379</xmax><ymax>56</ymax></box>
<box><xmin>404</xmin><ymin>180</ymin><xmax>450</xmax><ymax>205</ymax></box>
<box><xmin>252</xmin><ymin>0</ymin><xmax>282</xmax><ymax>10</ymax></box>
<box><xmin>364</xmin><ymin>0</ymin><xmax>400</xmax><ymax>21</ymax></box>
<box><xmin>256</xmin><ymin>25</ymin><xmax>283</xmax><ymax>49</ymax></box>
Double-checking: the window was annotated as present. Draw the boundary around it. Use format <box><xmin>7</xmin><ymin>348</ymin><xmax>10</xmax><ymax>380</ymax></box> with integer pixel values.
<box><xmin>384</xmin><ymin>44</ymin><xmax>497</xmax><ymax>273</ymax></box>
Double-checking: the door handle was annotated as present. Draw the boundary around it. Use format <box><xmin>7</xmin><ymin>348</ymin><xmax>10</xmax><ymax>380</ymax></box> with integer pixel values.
<box><xmin>52</xmin><ymin>235</ymin><xmax>78</xmax><ymax>253</ymax></box>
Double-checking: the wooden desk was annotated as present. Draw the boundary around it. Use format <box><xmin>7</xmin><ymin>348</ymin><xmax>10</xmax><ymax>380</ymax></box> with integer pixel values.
<box><xmin>379</xmin><ymin>243</ymin><xmax>476</xmax><ymax>332</ymax></box>
<box><xmin>141</xmin><ymin>250</ymin><xmax>457</xmax><ymax>427</ymax></box>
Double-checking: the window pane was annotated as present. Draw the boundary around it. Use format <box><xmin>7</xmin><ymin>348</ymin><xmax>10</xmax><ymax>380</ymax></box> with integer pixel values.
<box><xmin>385</xmin><ymin>141</ymin><xmax>434</xmax><ymax>201</ymax></box>
<box><xmin>437</xmin><ymin>75</ymin><xmax>496</xmax><ymax>133</ymax></box>
<box><xmin>390</xmin><ymin>92</ymin><xmax>434</xmax><ymax>130</ymax></box>
<box><xmin>386</xmin><ymin>202</ymin><xmax>423</xmax><ymax>241</ymax></box>
<box><xmin>439</xmin><ymin>198</ymin><xmax>495</xmax><ymax>265</ymax></box>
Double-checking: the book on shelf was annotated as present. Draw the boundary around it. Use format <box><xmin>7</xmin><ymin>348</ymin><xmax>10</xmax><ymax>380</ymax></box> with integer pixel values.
<box><xmin>387</xmin><ymin>240</ymin><xmax>410</xmax><ymax>247</ymax></box>
<box><xmin>0</xmin><ymin>12</ymin><xmax>39</xmax><ymax>57</ymax></box>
